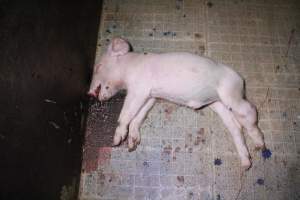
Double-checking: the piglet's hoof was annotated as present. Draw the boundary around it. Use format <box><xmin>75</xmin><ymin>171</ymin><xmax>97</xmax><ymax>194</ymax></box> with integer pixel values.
<box><xmin>112</xmin><ymin>134</ymin><xmax>122</xmax><ymax>146</ymax></box>
<box><xmin>241</xmin><ymin>159</ymin><xmax>252</xmax><ymax>171</ymax></box>
<box><xmin>128</xmin><ymin>145</ymin><xmax>137</xmax><ymax>152</ymax></box>
<box><xmin>128</xmin><ymin>136</ymin><xmax>139</xmax><ymax>152</ymax></box>
<box><xmin>254</xmin><ymin>143</ymin><xmax>266</xmax><ymax>151</ymax></box>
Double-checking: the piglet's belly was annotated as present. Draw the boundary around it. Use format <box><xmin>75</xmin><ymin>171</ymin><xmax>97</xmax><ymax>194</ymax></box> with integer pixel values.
<box><xmin>150</xmin><ymin>85</ymin><xmax>219</xmax><ymax>108</ymax></box>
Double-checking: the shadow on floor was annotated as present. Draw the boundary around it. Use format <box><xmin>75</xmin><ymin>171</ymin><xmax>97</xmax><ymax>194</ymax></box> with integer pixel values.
<box><xmin>0</xmin><ymin>0</ymin><xmax>102</xmax><ymax>199</ymax></box>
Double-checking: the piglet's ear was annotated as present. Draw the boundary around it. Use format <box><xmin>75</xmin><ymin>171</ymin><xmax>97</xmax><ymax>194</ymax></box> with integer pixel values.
<box><xmin>107</xmin><ymin>37</ymin><xmax>129</xmax><ymax>56</ymax></box>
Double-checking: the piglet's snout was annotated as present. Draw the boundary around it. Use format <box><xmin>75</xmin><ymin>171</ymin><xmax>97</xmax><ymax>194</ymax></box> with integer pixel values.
<box><xmin>87</xmin><ymin>84</ymin><xmax>101</xmax><ymax>98</ymax></box>
<box><xmin>87</xmin><ymin>91</ymin><xmax>97</xmax><ymax>98</ymax></box>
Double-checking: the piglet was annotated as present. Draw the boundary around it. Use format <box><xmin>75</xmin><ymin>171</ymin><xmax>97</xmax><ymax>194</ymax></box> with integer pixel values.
<box><xmin>88</xmin><ymin>37</ymin><xmax>265</xmax><ymax>169</ymax></box>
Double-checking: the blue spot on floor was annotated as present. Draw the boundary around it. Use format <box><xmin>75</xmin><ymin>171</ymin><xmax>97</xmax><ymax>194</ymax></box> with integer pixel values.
<box><xmin>256</xmin><ymin>178</ymin><xmax>264</xmax><ymax>185</ymax></box>
<box><xmin>262</xmin><ymin>148</ymin><xmax>272</xmax><ymax>160</ymax></box>
<box><xmin>143</xmin><ymin>161</ymin><xmax>149</xmax><ymax>167</ymax></box>
<box><xmin>214</xmin><ymin>158</ymin><xmax>222</xmax><ymax>165</ymax></box>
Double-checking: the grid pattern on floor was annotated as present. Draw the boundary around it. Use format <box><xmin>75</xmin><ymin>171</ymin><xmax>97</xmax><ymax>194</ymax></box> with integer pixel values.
<box><xmin>80</xmin><ymin>0</ymin><xmax>300</xmax><ymax>199</ymax></box>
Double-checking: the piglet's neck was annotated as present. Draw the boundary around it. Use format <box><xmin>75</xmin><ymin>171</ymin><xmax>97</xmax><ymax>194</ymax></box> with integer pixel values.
<box><xmin>114</xmin><ymin>54</ymin><xmax>133</xmax><ymax>90</ymax></box>
<box><xmin>110</xmin><ymin>67</ymin><xmax>126</xmax><ymax>90</ymax></box>
<box><xmin>114</xmin><ymin>54</ymin><xmax>128</xmax><ymax>89</ymax></box>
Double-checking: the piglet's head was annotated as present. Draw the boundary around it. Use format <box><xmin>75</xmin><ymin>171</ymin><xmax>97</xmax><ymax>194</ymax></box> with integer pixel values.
<box><xmin>88</xmin><ymin>37</ymin><xmax>129</xmax><ymax>101</ymax></box>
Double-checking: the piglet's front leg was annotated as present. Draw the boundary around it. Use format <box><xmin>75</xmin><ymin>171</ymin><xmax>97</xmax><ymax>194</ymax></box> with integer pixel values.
<box><xmin>128</xmin><ymin>98</ymin><xmax>156</xmax><ymax>151</ymax></box>
<box><xmin>113</xmin><ymin>91</ymin><xmax>149</xmax><ymax>147</ymax></box>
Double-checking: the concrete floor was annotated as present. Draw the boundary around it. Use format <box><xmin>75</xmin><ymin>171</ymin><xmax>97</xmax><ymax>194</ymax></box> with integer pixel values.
<box><xmin>79</xmin><ymin>0</ymin><xmax>300</xmax><ymax>199</ymax></box>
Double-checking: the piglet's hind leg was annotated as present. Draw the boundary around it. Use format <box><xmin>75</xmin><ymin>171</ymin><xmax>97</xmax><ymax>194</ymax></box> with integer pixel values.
<box><xmin>232</xmin><ymin>100</ymin><xmax>265</xmax><ymax>149</ymax></box>
<box><xmin>220</xmin><ymin>96</ymin><xmax>265</xmax><ymax>150</ymax></box>
<box><xmin>209</xmin><ymin>101</ymin><xmax>251</xmax><ymax>170</ymax></box>
<box><xmin>218</xmin><ymin>76</ymin><xmax>265</xmax><ymax>150</ymax></box>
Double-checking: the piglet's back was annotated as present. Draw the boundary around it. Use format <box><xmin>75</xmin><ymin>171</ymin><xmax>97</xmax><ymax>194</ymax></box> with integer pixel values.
<box><xmin>144</xmin><ymin>52</ymin><xmax>226</xmax><ymax>87</ymax></box>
